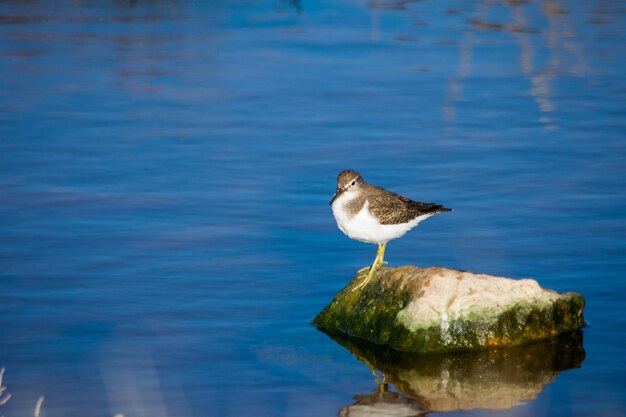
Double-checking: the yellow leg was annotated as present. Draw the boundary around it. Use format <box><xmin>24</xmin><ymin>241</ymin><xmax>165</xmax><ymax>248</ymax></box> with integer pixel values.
<box><xmin>363</xmin><ymin>361</ymin><xmax>388</xmax><ymax>394</ymax></box>
<box><xmin>378</xmin><ymin>242</ymin><xmax>387</xmax><ymax>266</ymax></box>
<box><xmin>352</xmin><ymin>243</ymin><xmax>387</xmax><ymax>291</ymax></box>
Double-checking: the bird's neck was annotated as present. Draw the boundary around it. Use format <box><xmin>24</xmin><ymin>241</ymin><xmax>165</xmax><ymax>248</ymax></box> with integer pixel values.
<box><xmin>333</xmin><ymin>189</ymin><xmax>367</xmax><ymax>219</ymax></box>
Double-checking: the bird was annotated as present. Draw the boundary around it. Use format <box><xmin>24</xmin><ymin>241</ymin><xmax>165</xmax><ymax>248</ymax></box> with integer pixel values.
<box><xmin>330</xmin><ymin>170</ymin><xmax>452</xmax><ymax>291</ymax></box>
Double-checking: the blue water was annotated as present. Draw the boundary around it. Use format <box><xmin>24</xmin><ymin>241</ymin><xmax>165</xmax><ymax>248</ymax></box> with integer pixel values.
<box><xmin>1</xmin><ymin>1</ymin><xmax>625</xmax><ymax>416</ymax></box>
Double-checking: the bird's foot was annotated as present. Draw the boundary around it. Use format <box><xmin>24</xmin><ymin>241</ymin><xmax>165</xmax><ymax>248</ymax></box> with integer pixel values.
<box><xmin>352</xmin><ymin>265</ymin><xmax>380</xmax><ymax>292</ymax></box>
<box><xmin>357</xmin><ymin>261</ymin><xmax>388</xmax><ymax>274</ymax></box>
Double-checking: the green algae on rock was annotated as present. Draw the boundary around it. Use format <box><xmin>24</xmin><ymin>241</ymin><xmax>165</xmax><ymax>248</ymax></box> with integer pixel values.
<box><xmin>313</xmin><ymin>266</ymin><xmax>585</xmax><ymax>354</ymax></box>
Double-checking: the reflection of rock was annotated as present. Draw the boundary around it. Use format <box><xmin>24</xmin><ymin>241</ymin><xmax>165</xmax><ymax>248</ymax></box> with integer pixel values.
<box><xmin>314</xmin><ymin>266</ymin><xmax>585</xmax><ymax>354</ymax></box>
<box><xmin>326</xmin><ymin>329</ymin><xmax>585</xmax><ymax>413</ymax></box>
<box><xmin>340</xmin><ymin>390</ymin><xmax>425</xmax><ymax>417</ymax></box>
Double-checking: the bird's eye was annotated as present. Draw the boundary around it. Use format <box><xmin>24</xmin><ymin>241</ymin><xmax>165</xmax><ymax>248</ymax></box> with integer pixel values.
<box><xmin>350</xmin><ymin>180</ymin><xmax>356</xmax><ymax>187</ymax></box>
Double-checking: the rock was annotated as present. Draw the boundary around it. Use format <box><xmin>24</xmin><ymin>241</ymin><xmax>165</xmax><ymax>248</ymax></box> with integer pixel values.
<box><xmin>328</xmin><ymin>329</ymin><xmax>585</xmax><ymax>414</ymax></box>
<box><xmin>314</xmin><ymin>266</ymin><xmax>585</xmax><ymax>354</ymax></box>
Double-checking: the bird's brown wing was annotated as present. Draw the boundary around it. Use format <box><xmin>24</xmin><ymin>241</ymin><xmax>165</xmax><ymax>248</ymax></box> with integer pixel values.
<box><xmin>367</xmin><ymin>185</ymin><xmax>450</xmax><ymax>225</ymax></box>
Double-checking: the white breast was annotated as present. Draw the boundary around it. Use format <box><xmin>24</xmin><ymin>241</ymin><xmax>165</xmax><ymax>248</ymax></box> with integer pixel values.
<box><xmin>331</xmin><ymin>191</ymin><xmax>432</xmax><ymax>244</ymax></box>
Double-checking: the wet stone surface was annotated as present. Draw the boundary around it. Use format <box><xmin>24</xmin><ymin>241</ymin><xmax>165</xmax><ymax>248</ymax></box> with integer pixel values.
<box><xmin>314</xmin><ymin>266</ymin><xmax>585</xmax><ymax>354</ymax></box>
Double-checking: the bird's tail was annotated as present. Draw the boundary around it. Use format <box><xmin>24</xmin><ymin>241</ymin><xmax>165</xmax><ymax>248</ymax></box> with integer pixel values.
<box><xmin>431</xmin><ymin>204</ymin><xmax>453</xmax><ymax>214</ymax></box>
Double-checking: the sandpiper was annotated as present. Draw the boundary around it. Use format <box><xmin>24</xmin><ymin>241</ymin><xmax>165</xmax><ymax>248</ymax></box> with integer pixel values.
<box><xmin>330</xmin><ymin>170</ymin><xmax>452</xmax><ymax>291</ymax></box>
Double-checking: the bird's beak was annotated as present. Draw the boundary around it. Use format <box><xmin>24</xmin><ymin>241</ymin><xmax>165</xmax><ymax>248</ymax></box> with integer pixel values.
<box><xmin>330</xmin><ymin>187</ymin><xmax>343</xmax><ymax>205</ymax></box>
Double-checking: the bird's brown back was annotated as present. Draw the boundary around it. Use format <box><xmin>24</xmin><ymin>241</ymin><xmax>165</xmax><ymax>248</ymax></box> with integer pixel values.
<box><xmin>364</xmin><ymin>183</ymin><xmax>452</xmax><ymax>225</ymax></box>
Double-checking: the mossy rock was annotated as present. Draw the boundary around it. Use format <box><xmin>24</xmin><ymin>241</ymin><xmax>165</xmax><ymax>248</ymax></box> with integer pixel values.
<box><xmin>314</xmin><ymin>266</ymin><xmax>585</xmax><ymax>354</ymax></box>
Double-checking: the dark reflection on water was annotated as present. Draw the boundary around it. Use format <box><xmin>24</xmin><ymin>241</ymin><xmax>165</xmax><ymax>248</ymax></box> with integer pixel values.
<box><xmin>326</xmin><ymin>329</ymin><xmax>585</xmax><ymax>415</ymax></box>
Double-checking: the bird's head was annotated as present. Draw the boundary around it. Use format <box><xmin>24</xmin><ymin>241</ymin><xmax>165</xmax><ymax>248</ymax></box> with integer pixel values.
<box><xmin>330</xmin><ymin>170</ymin><xmax>364</xmax><ymax>205</ymax></box>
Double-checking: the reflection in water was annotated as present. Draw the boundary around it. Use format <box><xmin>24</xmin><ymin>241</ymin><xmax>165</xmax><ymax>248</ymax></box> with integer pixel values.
<box><xmin>443</xmin><ymin>2</ymin><xmax>482</xmax><ymax>128</ymax></box>
<box><xmin>441</xmin><ymin>0</ymin><xmax>596</xmax><ymax>131</ymax></box>
<box><xmin>510</xmin><ymin>0</ymin><xmax>572</xmax><ymax>131</ymax></box>
<box><xmin>324</xmin><ymin>330</ymin><xmax>585</xmax><ymax>414</ymax></box>
<box><xmin>510</xmin><ymin>1</ymin><xmax>558</xmax><ymax>131</ymax></box>
<box><xmin>285</xmin><ymin>0</ymin><xmax>303</xmax><ymax>14</ymax></box>
<box><xmin>369</xmin><ymin>1</ymin><xmax>416</xmax><ymax>11</ymax></box>
<box><xmin>516</xmin><ymin>0</ymin><xmax>596</xmax><ymax>132</ymax></box>
<box><xmin>340</xmin><ymin>389</ymin><xmax>425</xmax><ymax>417</ymax></box>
